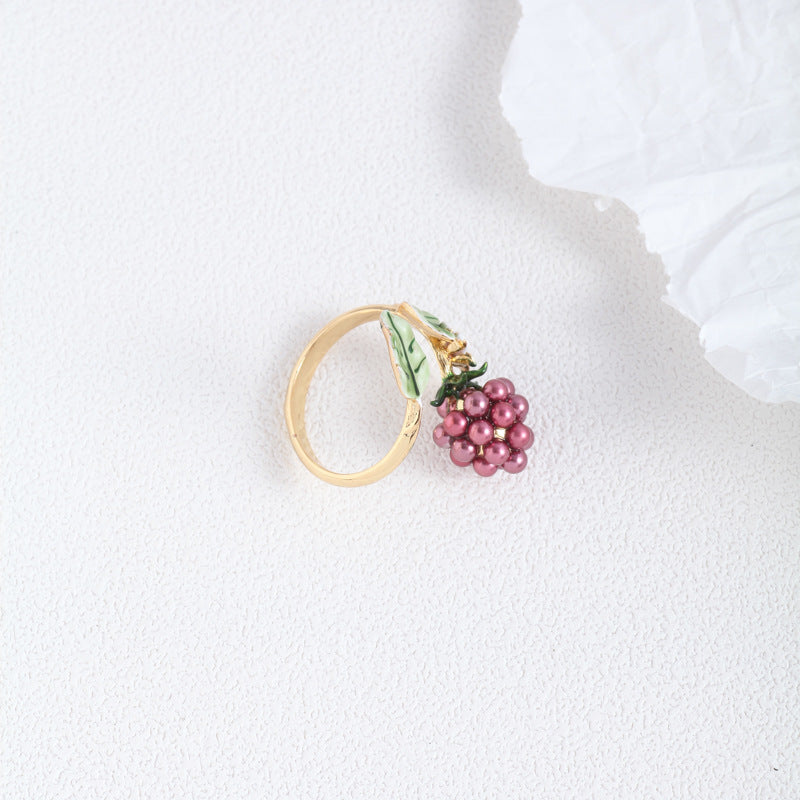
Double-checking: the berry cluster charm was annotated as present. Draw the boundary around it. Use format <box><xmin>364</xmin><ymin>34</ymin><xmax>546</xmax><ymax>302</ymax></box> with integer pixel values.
<box><xmin>377</xmin><ymin>301</ymin><xmax>534</xmax><ymax>479</ymax></box>
<box><xmin>432</xmin><ymin>375</ymin><xmax>533</xmax><ymax>477</ymax></box>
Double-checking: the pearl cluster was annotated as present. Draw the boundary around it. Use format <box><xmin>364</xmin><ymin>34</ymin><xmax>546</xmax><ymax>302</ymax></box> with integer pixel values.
<box><xmin>432</xmin><ymin>377</ymin><xmax>533</xmax><ymax>476</ymax></box>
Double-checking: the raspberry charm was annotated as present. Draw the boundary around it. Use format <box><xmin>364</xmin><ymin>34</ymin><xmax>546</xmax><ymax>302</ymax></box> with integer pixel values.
<box><xmin>431</xmin><ymin>366</ymin><xmax>534</xmax><ymax>477</ymax></box>
<box><xmin>376</xmin><ymin>302</ymin><xmax>534</xmax><ymax>478</ymax></box>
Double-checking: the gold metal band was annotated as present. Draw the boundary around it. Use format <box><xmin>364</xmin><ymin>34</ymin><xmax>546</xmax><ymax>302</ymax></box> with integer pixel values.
<box><xmin>285</xmin><ymin>301</ymin><xmax>532</xmax><ymax>484</ymax></box>
<box><xmin>284</xmin><ymin>304</ymin><xmax>422</xmax><ymax>487</ymax></box>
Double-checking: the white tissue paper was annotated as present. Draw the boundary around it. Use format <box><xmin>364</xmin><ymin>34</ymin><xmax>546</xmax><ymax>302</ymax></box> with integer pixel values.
<box><xmin>501</xmin><ymin>0</ymin><xmax>800</xmax><ymax>403</ymax></box>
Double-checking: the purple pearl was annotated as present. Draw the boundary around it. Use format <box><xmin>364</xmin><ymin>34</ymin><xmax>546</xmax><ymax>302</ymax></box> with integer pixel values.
<box><xmin>463</xmin><ymin>390</ymin><xmax>490</xmax><ymax>418</ymax></box>
<box><xmin>472</xmin><ymin>457</ymin><xmax>497</xmax><ymax>477</ymax></box>
<box><xmin>449</xmin><ymin>449</ymin><xmax>472</xmax><ymax>467</ymax></box>
<box><xmin>483</xmin><ymin>379</ymin><xmax>509</xmax><ymax>402</ymax></box>
<box><xmin>436</xmin><ymin>397</ymin><xmax>456</xmax><ymax>419</ymax></box>
<box><xmin>450</xmin><ymin>438</ymin><xmax>476</xmax><ymax>464</ymax></box>
<box><xmin>483</xmin><ymin>439</ymin><xmax>510</xmax><ymax>466</ymax></box>
<box><xmin>507</xmin><ymin>394</ymin><xmax>529</xmax><ymax>423</ymax></box>
<box><xmin>507</xmin><ymin>422</ymin><xmax>534</xmax><ymax>450</ymax></box>
<box><xmin>442</xmin><ymin>410</ymin><xmax>468</xmax><ymax>437</ymax></box>
<box><xmin>503</xmin><ymin>449</ymin><xmax>527</xmax><ymax>473</ymax></box>
<box><xmin>467</xmin><ymin>419</ymin><xmax>494</xmax><ymax>446</ymax></box>
<box><xmin>490</xmin><ymin>401</ymin><xmax>516</xmax><ymax>429</ymax></box>
<box><xmin>498</xmin><ymin>377</ymin><xmax>515</xmax><ymax>395</ymax></box>
<box><xmin>432</xmin><ymin>424</ymin><xmax>451</xmax><ymax>448</ymax></box>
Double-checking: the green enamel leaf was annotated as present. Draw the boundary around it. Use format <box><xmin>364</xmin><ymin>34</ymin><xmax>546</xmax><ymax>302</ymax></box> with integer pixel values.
<box><xmin>410</xmin><ymin>305</ymin><xmax>456</xmax><ymax>339</ymax></box>
<box><xmin>380</xmin><ymin>310</ymin><xmax>430</xmax><ymax>399</ymax></box>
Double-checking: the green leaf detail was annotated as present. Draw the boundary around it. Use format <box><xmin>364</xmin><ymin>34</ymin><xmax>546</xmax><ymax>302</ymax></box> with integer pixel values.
<box><xmin>380</xmin><ymin>310</ymin><xmax>430</xmax><ymax>400</ymax></box>
<box><xmin>430</xmin><ymin>362</ymin><xmax>489</xmax><ymax>406</ymax></box>
<box><xmin>410</xmin><ymin>305</ymin><xmax>456</xmax><ymax>339</ymax></box>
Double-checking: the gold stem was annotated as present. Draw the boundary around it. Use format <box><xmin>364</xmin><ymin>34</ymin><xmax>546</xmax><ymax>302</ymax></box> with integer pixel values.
<box><xmin>394</xmin><ymin>302</ymin><xmax>473</xmax><ymax>377</ymax></box>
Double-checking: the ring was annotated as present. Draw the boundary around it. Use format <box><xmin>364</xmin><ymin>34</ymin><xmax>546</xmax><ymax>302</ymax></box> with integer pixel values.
<box><xmin>284</xmin><ymin>301</ymin><xmax>534</xmax><ymax>486</ymax></box>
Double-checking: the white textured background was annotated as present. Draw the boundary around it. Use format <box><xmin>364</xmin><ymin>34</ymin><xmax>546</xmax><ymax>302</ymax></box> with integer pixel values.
<box><xmin>2</xmin><ymin>2</ymin><xmax>799</xmax><ymax>799</ymax></box>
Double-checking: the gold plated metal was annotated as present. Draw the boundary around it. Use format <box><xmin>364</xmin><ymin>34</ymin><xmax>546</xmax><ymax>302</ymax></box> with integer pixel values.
<box><xmin>285</xmin><ymin>302</ymin><xmax>478</xmax><ymax>486</ymax></box>
<box><xmin>285</xmin><ymin>305</ymin><xmax>406</xmax><ymax>486</ymax></box>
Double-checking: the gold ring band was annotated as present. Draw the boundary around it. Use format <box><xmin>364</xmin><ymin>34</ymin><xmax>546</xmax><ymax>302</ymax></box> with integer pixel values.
<box><xmin>284</xmin><ymin>305</ymin><xmax>422</xmax><ymax>487</ymax></box>
<box><xmin>285</xmin><ymin>302</ymin><xmax>534</xmax><ymax>485</ymax></box>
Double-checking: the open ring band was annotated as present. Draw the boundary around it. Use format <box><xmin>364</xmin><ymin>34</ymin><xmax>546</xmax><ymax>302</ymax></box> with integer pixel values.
<box><xmin>284</xmin><ymin>301</ymin><xmax>534</xmax><ymax>486</ymax></box>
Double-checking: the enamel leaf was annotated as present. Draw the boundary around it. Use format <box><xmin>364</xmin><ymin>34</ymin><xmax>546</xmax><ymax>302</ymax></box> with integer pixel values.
<box><xmin>410</xmin><ymin>305</ymin><xmax>456</xmax><ymax>339</ymax></box>
<box><xmin>380</xmin><ymin>310</ymin><xmax>430</xmax><ymax>400</ymax></box>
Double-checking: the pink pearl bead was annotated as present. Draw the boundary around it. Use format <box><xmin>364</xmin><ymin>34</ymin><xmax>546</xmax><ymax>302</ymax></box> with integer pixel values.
<box><xmin>467</xmin><ymin>419</ymin><xmax>494</xmax><ymax>446</ymax></box>
<box><xmin>483</xmin><ymin>379</ymin><xmax>509</xmax><ymax>401</ymax></box>
<box><xmin>450</xmin><ymin>449</ymin><xmax>472</xmax><ymax>467</ymax></box>
<box><xmin>432</xmin><ymin>424</ymin><xmax>451</xmax><ymax>448</ymax></box>
<box><xmin>498</xmin><ymin>377</ymin><xmax>515</xmax><ymax>395</ymax></box>
<box><xmin>472</xmin><ymin>457</ymin><xmax>497</xmax><ymax>477</ymax></box>
<box><xmin>507</xmin><ymin>422</ymin><xmax>533</xmax><ymax>450</ymax></box>
<box><xmin>436</xmin><ymin>398</ymin><xmax>451</xmax><ymax>419</ymax></box>
<box><xmin>463</xmin><ymin>390</ymin><xmax>490</xmax><ymax>418</ymax></box>
<box><xmin>507</xmin><ymin>394</ymin><xmax>529</xmax><ymax>423</ymax></box>
<box><xmin>503</xmin><ymin>449</ymin><xmax>527</xmax><ymax>473</ymax></box>
<box><xmin>442</xmin><ymin>410</ymin><xmax>468</xmax><ymax>437</ymax></box>
<box><xmin>490</xmin><ymin>401</ymin><xmax>516</xmax><ymax>429</ymax></box>
<box><xmin>483</xmin><ymin>439</ymin><xmax>510</xmax><ymax>466</ymax></box>
<box><xmin>450</xmin><ymin>438</ymin><xmax>476</xmax><ymax>464</ymax></box>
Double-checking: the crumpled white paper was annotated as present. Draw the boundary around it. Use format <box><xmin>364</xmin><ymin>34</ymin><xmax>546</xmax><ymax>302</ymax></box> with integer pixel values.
<box><xmin>501</xmin><ymin>0</ymin><xmax>800</xmax><ymax>403</ymax></box>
